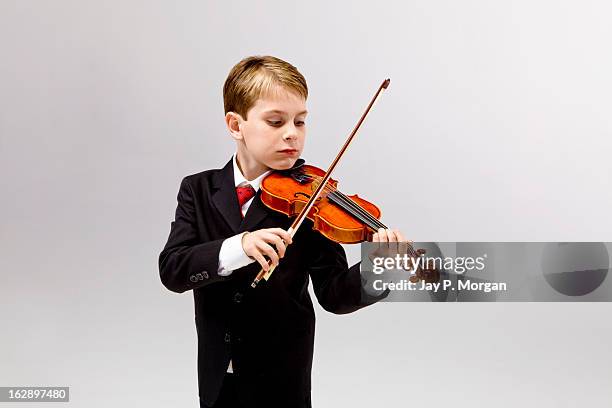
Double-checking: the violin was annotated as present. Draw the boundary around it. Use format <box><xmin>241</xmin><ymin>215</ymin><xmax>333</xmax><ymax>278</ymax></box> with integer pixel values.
<box><xmin>250</xmin><ymin>79</ymin><xmax>439</xmax><ymax>287</ymax></box>
<box><xmin>259</xmin><ymin>161</ymin><xmax>440</xmax><ymax>284</ymax></box>
<box><xmin>260</xmin><ymin>162</ymin><xmax>381</xmax><ymax>244</ymax></box>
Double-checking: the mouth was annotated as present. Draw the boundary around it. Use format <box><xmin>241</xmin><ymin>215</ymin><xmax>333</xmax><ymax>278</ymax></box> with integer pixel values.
<box><xmin>278</xmin><ymin>149</ymin><xmax>299</xmax><ymax>156</ymax></box>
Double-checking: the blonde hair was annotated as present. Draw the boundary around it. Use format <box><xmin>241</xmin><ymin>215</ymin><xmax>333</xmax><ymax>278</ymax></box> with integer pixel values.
<box><xmin>223</xmin><ymin>55</ymin><xmax>308</xmax><ymax>120</ymax></box>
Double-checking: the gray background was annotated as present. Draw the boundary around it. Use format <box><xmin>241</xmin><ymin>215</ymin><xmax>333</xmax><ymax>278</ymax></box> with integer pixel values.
<box><xmin>1</xmin><ymin>0</ymin><xmax>611</xmax><ymax>406</ymax></box>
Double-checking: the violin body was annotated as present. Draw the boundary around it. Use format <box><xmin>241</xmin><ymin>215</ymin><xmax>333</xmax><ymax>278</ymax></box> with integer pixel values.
<box><xmin>260</xmin><ymin>164</ymin><xmax>381</xmax><ymax>244</ymax></box>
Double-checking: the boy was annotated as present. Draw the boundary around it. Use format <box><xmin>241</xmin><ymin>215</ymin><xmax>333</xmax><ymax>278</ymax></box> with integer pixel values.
<box><xmin>159</xmin><ymin>55</ymin><xmax>406</xmax><ymax>408</ymax></box>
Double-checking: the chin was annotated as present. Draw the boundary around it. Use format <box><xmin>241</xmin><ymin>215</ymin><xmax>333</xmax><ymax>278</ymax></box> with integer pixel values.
<box><xmin>268</xmin><ymin>157</ymin><xmax>297</xmax><ymax>170</ymax></box>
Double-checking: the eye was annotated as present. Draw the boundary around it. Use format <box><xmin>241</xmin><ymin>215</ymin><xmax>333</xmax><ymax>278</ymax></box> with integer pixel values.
<box><xmin>267</xmin><ymin>120</ymin><xmax>282</xmax><ymax>127</ymax></box>
<box><xmin>295</xmin><ymin>120</ymin><xmax>306</xmax><ymax>127</ymax></box>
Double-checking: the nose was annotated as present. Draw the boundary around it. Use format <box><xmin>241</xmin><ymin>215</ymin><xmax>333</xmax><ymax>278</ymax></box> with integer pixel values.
<box><xmin>282</xmin><ymin>123</ymin><xmax>298</xmax><ymax>141</ymax></box>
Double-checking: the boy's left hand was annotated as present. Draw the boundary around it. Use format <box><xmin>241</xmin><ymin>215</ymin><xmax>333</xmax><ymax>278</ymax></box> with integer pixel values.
<box><xmin>371</xmin><ymin>228</ymin><xmax>406</xmax><ymax>244</ymax></box>
<box><xmin>371</xmin><ymin>228</ymin><xmax>436</xmax><ymax>281</ymax></box>
<box><xmin>370</xmin><ymin>228</ymin><xmax>419</xmax><ymax>266</ymax></box>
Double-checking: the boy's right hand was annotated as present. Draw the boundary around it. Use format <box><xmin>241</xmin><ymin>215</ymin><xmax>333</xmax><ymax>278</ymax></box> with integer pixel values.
<box><xmin>241</xmin><ymin>228</ymin><xmax>293</xmax><ymax>272</ymax></box>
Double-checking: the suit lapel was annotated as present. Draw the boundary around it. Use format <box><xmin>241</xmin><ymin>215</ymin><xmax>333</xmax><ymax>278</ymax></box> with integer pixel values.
<box><xmin>212</xmin><ymin>156</ymin><xmax>291</xmax><ymax>234</ymax></box>
<box><xmin>211</xmin><ymin>158</ymin><xmax>242</xmax><ymax>233</ymax></box>
<box><xmin>239</xmin><ymin>189</ymin><xmax>272</xmax><ymax>232</ymax></box>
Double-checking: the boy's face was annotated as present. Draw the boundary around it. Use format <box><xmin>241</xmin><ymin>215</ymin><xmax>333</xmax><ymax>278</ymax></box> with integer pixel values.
<box><xmin>231</xmin><ymin>88</ymin><xmax>307</xmax><ymax>172</ymax></box>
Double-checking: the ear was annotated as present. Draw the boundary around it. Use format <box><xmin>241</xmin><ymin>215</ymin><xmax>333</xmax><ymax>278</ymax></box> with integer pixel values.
<box><xmin>225</xmin><ymin>112</ymin><xmax>244</xmax><ymax>141</ymax></box>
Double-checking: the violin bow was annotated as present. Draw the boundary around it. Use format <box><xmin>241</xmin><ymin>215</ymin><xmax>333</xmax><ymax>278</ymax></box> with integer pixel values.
<box><xmin>251</xmin><ymin>78</ymin><xmax>391</xmax><ymax>288</ymax></box>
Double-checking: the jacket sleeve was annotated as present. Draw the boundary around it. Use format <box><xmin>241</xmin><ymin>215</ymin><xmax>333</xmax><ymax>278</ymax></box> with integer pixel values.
<box><xmin>307</xmin><ymin>231</ymin><xmax>390</xmax><ymax>314</ymax></box>
<box><xmin>158</xmin><ymin>177</ymin><xmax>227</xmax><ymax>293</ymax></box>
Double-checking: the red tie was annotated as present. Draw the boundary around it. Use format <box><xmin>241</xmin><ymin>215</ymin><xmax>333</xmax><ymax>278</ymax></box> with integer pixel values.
<box><xmin>236</xmin><ymin>184</ymin><xmax>256</xmax><ymax>217</ymax></box>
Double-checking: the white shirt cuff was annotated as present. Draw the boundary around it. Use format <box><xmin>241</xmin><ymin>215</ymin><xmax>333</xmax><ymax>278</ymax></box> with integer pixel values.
<box><xmin>217</xmin><ymin>232</ymin><xmax>255</xmax><ymax>276</ymax></box>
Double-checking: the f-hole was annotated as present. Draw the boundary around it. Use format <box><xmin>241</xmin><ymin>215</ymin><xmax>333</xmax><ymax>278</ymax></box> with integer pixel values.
<box><xmin>294</xmin><ymin>192</ymin><xmax>311</xmax><ymax>199</ymax></box>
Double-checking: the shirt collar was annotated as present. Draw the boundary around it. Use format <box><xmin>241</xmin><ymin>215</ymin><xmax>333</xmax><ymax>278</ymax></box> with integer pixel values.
<box><xmin>232</xmin><ymin>153</ymin><xmax>271</xmax><ymax>191</ymax></box>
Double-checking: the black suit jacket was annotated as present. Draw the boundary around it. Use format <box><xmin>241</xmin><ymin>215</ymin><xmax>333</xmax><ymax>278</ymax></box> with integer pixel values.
<box><xmin>158</xmin><ymin>158</ymin><xmax>389</xmax><ymax>407</ymax></box>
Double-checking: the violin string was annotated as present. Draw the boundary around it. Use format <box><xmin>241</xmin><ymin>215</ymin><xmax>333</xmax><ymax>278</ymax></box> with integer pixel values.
<box><xmin>301</xmin><ymin>173</ymin><xmax>417</xmax><ymax>258</ymax></box>
<box><xmin>309</xmin><ymin>174</ymin><xmax>387</xmax><ymax>229</ymax></box>
<box><xmin>328</xmin><ymin>190</ymin><xmax>418</xmax><ymax>258</ymax></box>
<box><xmin>328</xmin><ymin>190</ymin><xmax>385</xmax><ymax>229</ymax></box>
<box><xmin>326</xmin><ymin>191</ymin><xmax>382</xmax><ymax>231</ymax></box>
<box><xmin>294</xmin><ymin>172</ymin><xmax>383</xmax><ymax>230</ymax></box>
<box><xmin>303</xmin><ymin>173</ymin><xmax>388</xmax><ymax>230</ymax></box>
<box><xmin>299</xmin><ymin>174</ymin><xmax>381</xmax><ymax>229</ymax></box>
